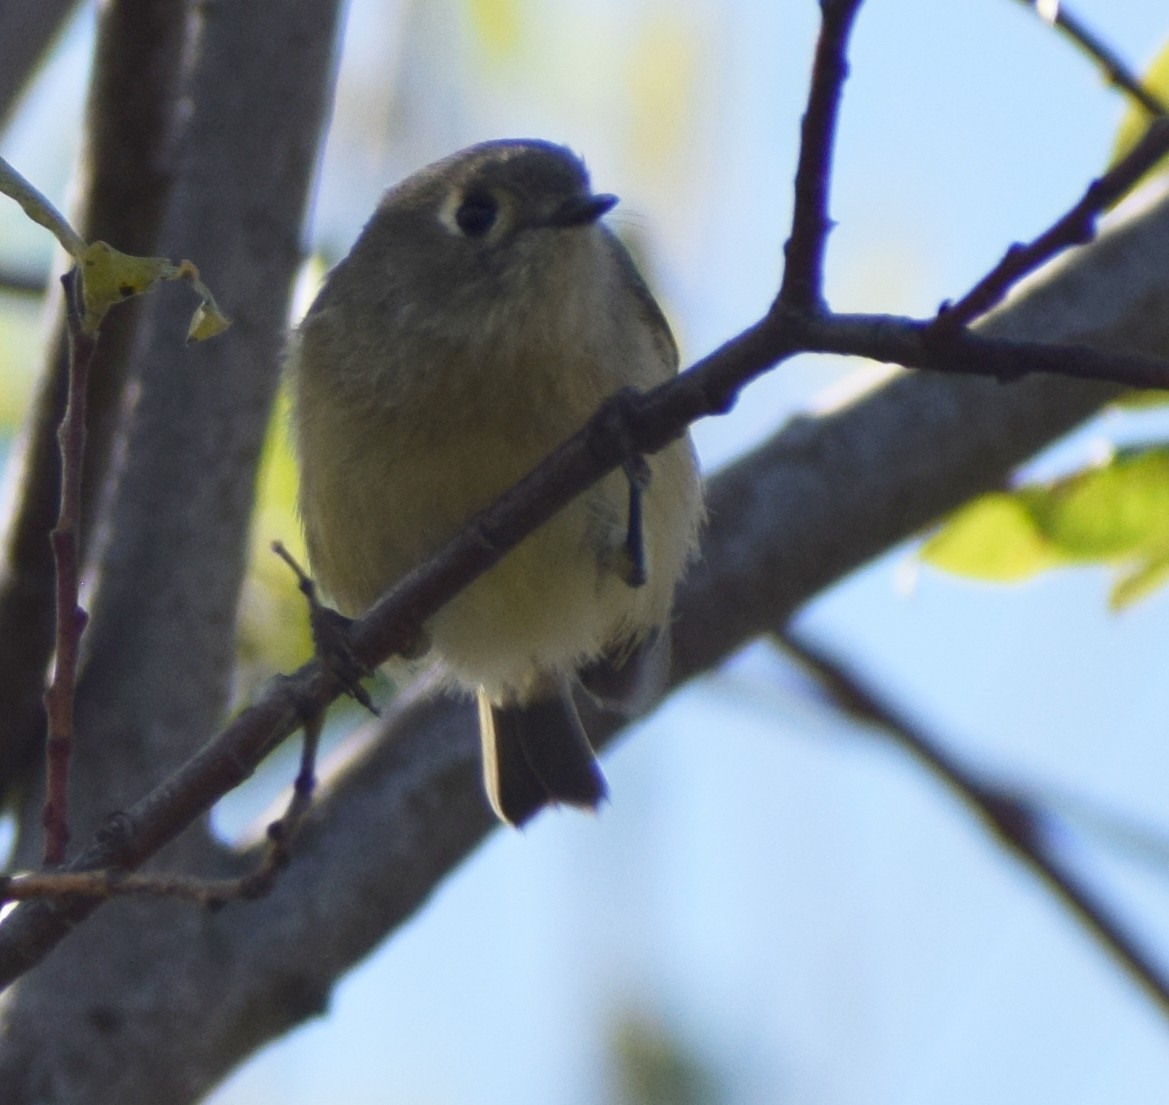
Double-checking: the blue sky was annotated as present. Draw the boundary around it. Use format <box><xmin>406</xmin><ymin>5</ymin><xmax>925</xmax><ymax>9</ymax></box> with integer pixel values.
<box><xmin>5</xmin><ymin>2</ymin><xmax>1169</xmax><ymax>1103</ymax></box>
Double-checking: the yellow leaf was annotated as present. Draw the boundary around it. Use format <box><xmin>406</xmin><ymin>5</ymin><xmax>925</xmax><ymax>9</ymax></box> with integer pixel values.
<box><xmin>187</xmin><ymin>300</ymin><xmax>232</xmax><ymax>343</ymax></box>
<box><xmin>78</xmin><ymin>240</ymin><xmax>173</xmax><ymax>332</ymax></box>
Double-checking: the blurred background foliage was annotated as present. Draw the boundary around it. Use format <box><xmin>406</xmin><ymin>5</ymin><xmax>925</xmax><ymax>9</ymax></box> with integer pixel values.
<box><xmin>923</xmin><ymin>446</ymin><xmax>1169</xmax><ymax>608</ymax></box>
<box><xmin>0</xmin><ymin>293</ymin><xmax>39</xmax><ymax>429</ymax></box>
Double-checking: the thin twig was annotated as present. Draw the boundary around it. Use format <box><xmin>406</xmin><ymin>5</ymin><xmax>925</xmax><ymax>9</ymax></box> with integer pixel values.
<box><xmin>934</xmin><ymin>116</ymin><xmax>1169</xmax><ymax>332</ymax></box>
<box><xmin>0</xmin><ymin>155</ymin><xmax>86</xmax><ymax>258</ymax></box>
<box><xmin>778</xmin><ymin>0</ymin><xmax>864</xmax><ymax>311</ymax></box>
<box><xmin>1012</xmin><ymin>0</ymin><xmax>1168</xmax><ymax>117</ymax></box>
<box><xmin>795</xmin><ymin>310</ymin><xmax>1169</xmax><ymax>389</ymax></box>
<box><xmin>41</xmin><ymin>271</ymin><xmax>94</xmax><ymax>866</ymax></box>
<box><xmin>779</xmin><ymin>630</ymin><xmax>1169</xmax><ymax>1021</ymax></box>
<box><xmin>0</xmin><ymin>869</ymin><xmax>270</xmax><ymax>905</ymax></box>
<box><xmin>3</xmin><ymin>707</ymin><xmax>326</xmax><ymax>907</ymax></box>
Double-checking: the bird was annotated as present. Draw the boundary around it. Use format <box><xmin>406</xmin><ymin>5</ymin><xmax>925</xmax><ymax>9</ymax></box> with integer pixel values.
<box><xmin>288</xmin><ymin>139</ymin><xmax>703</xmax><ymax>826</ymax></box>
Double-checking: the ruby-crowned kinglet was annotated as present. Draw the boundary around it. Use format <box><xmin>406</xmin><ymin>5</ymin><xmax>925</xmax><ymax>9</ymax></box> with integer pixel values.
<box><xmin>288</xmin><ymin>139</ymin><xmax>703</xmax><ymax>826</ymax></box>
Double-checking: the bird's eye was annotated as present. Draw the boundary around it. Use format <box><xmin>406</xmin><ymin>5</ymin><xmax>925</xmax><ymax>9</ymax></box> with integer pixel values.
<box><xmin>455</xmin><ymin>190</ymin><xmax>499</xmax><ymax>237</ymax></box>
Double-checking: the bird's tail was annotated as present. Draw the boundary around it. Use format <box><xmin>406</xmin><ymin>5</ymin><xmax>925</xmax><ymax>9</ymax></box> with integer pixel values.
<box><xmin>478</xmin><ymin>686</ymin><xmax>608</xmax><ymax>827</ymax></box>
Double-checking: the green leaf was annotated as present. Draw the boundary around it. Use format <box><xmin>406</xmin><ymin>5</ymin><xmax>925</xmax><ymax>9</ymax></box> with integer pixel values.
<box><xmin>921</xmin><ymin>493</ymin><xmax>1057</xmax><ymax>581</ymax></box>
<box><xmin>1032</xmin><ymin>448</ymin><xmax>1169</xmax><ymax>559</ymax></box>
<box><xmin>924</xmin><ymin>446</ymin><xmax>1169</xmax><ymax>605</ymax></box>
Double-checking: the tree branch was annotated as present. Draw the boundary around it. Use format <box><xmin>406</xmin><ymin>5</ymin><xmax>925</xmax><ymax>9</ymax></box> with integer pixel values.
<box><xmin>40</xmin><ymin>270</ymin><xmax>92</xmax><ymax>865</ymax></box>
<box><xmin>779</xmin><ymin>629</ymin><xmax>1169</xmax><ymax>1019</ymax></box>
<box><xmin>778</xmin><ymin>0</ymin><xmax>863</xmax><ymax>310</ymax></box>
<box><xmin>2</xmin><ymin>176</ymin><xmax>1167</xmax><ymax>1010</ymax></box>
<box><xmin>798</xmin><ymin>310</ymin><xmax>1169</xmax><ymax>388</ymax></box>
<box><xmin>3</xmin><ymin>1</ymin><xmax>1169</xmax><ymax>1097</ymax></box>
<box><xmin>935</xmin><ymin>116</ymin><xmax>1169</xmax><ymax>331</ymax></box>
<box><xmin>190</xmin><ymin>193</ymin><xmax>1169</xmax><ymax>1077</ymax></box>
<box><xmin>1011</xmin><ymin>0</ymin><xmax>1169</xmax><ymax>117</ymax></box>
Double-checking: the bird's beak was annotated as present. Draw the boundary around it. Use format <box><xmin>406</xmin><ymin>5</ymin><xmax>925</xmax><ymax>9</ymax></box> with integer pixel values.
<box><xmin>548</xmin><ymin>192</ymin><xmax>619</xmax><ymax>227</ymax></box>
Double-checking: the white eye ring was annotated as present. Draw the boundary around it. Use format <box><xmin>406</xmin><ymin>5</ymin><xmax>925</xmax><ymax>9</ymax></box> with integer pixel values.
<box><xmin>455</xmin><ymin>191</ymin><xmax>498</xmax><ymax>236</ymax></box>
<box><xmin>439</xmin><ymin>187</ymin><xmax>502</xmax><ymax>238</ymax></box>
